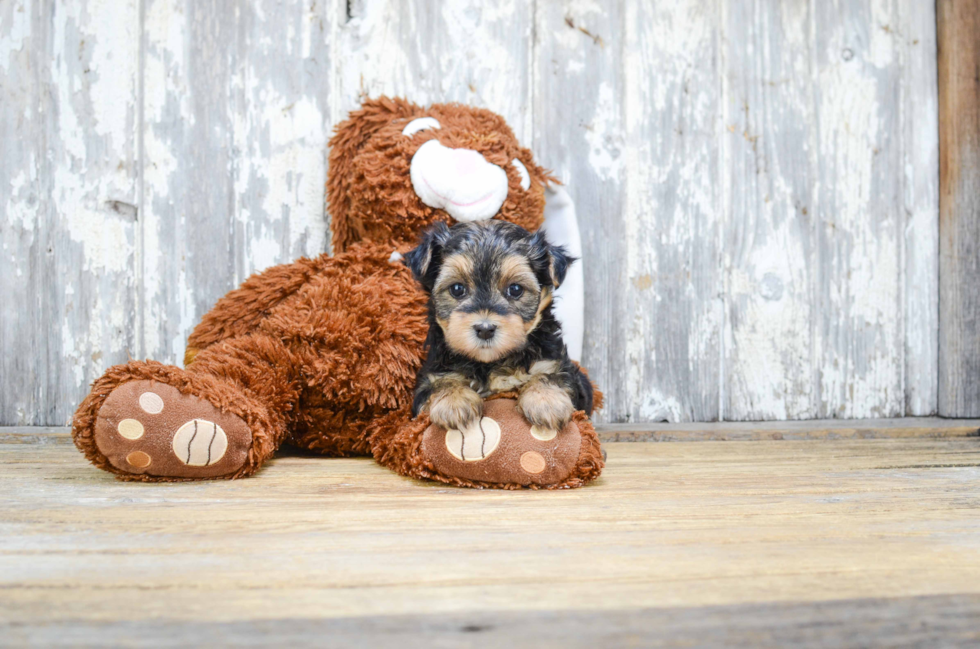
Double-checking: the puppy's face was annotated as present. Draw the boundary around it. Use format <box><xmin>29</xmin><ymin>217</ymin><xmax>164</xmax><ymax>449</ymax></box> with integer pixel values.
<box><xmin>434</xmin><ymin>248</ymin><xmax>548</xmax><ymax>363</ymax></box>
<box><xmin>406</xmin><ymin>221</ymin><xmax>571</xmax><ymax>363</ymax></box>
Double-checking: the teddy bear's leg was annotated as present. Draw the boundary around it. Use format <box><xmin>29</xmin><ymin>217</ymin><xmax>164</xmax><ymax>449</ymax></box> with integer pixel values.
<box><xmin>183</xmin><ymin>254</ymin><xmax>333</xmax><ymax>366</ymax></box>
<box><xmin>73</xmin><ymin>333</ymin><xmax>301</xmax><ymax>481</ymax></box>
<box><xmin>366</xmin><ymin>400</ymin><xmax>605</xmax><ymax>490</ymax></box>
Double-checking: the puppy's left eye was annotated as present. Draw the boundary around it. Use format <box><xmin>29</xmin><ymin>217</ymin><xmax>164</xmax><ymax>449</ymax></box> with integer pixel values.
<box><xmin>506</xmin><ymin>284</ymin><xmax>525</xmax><ymax>299</ymax></box>
<box><xmin>449</xmin><ymin>283</ymin><xmax>468</xmax><ymax>299</ymax></box>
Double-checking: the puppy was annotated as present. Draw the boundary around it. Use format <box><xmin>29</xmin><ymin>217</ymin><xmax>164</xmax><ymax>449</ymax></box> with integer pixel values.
<box><xmin>404</xmin><ymin>220</ymin><xmax>594</xmax><ymax>434</ymax></box>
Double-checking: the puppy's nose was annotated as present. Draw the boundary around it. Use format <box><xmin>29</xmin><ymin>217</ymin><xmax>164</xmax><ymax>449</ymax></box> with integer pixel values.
<box><xmin>474</xmin><ymin>322</ymin><xmax>497</xmax><ymax>341</ymax></box>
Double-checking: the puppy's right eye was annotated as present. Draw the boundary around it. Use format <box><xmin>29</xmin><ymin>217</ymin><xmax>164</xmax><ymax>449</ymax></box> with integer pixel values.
<box><xmin>449</xmin><ymin>283</ymin><xmax>467</xmax><ymax>299</ymax></box>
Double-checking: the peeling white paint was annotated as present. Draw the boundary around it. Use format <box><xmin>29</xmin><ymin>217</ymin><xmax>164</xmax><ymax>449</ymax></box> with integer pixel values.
<box><xmin>1</xmin><ymin>0</ymin><xmax>940</xmax><ymax>425</ymax></box>
<box><xmin>816</xmin><ymin>34</ymin><xmax>902</xmax><ymax>418</ymax></box>
<box><xmin>59</xmin><ymin>199</ymin><xmax>133</xmax><ymax>274</ymax></box>
<box><xmin>248</xmin><ymin>231</ymin><xmax>283</xmax><ymax>273</ymax></box>
<box><xmin>259</xmin><ymin>96</ymin><xmax>326</xmax><ymax>264</ymax></box>
<box><xmin>902</xmin><ymin>0</ymin><xmax>939</xmax><ymax>416</ymax></box>
<box><xmin>583</xmin><ymin>83</ymin><xmax>623</xmax><ymax>182</ymax></box>
<box><xmin>141</xmin><ymin>0</ymin><xmax>191</xmax><ymax>363</ymax></box>
<box><xmin>340</xmin><ymin>0</ymin><xmax>531</xmax><ymax>140</ymax></box>
<box><xmin>86</xmin><ymin>0</ymin><xmax>138</xmax><ymax>155</ymax></box>
<box><xmin>636</xmin><ymin>388</ymin><xmax>685</xmax><ymax>423</ymax></box>
<box><xmin>0</xmin><ymin>0</ymin><xmax>31</xmax><ymax>72</ymax></box>
<box><xmin>5</xmin><ymin>169</ymin><xmax>35</xmax><ymax>230</ymax></box>
<box><xmin>721</xmin><ymin>0</ymin><xmax>816</xmax><ymax>421</ymax></box>
<box><xmin>867</xmin><ymin>0</ymin><xmax>897</xmax><ymax>69</ymax></box>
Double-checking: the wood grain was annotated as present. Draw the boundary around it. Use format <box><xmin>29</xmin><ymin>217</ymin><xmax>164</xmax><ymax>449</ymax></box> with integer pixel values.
<box><xmin>0</xmin><ymin>0</ymin><xmax>946</xmax><ymax>425</ymax></box>
<box><xmin>722</xmin><ymin>0</ymin><xmax>815</xmax><ymax>420</ymax></box>
<box><xmin>622</xmin><ymin>0</ymin><xmax>722</xmax><ymax>422</ymax></box>
<box><xmin>812</xmin><ymin>0</ymin><xmax>906</xmax><ymax>419</ymax></box>
<box><xmin>3</xmin><ymin>435</ymin><xmax>980</xmax><ymax>641</ymax></box>
<box><xmin>7</xmin><ymin>595</ymin><xmax>980</xmax><ymax>648</ymax></box>
<box><xmin>139</xmin><ymin>0</ymin><xmax>336</xmax><ymax>366</ymax></box>
<box><xmin>532</xmin><ymin>3</ymin><xmax>629</xmax><ymax>421</ymax></box>
<box><xmin>338</xmin><ymin>0</ymin><xmax>533</xmax><ymax>141</ymax></box>
<box><xmin>938</xmin><ymin>0</ymin><xmax>980</xmax><ymax>417</ymax></box>
<box><xmin>722</xmin><ymin>0</ymin><xmax>940</xmax><ymax>421</ymax></box>
<box><xmin>598</xmin><ymin>416</ymin><xmax>980</xmax><ymax>442</ymax></box>
<box><xmin>9</xmin><ymin>415</ymin><xmax>980</xmax><ymax>444</ymax></box>
<box><xmin>903</xmin><ymin>0</ymin><xmax>940</xmax><ymax>416</ymax></box>
<box><xmin>0</xmin><ymin>0</ymin><xmax>140</xmax><ymax>426</ymax></box>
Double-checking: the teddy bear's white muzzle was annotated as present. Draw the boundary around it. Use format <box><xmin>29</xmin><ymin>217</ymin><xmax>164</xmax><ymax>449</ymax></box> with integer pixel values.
<box><xmin>410</xmin><ymin>140</ymin><xmax>509</xmax><ymax>222</ymax></box>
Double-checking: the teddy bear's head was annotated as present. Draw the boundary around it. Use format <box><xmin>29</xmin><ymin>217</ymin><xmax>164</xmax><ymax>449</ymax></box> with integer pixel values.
<box><xmin>327</xmin><ymin>97</ymin><xmax>556</xmax><ymax>253</ymax></box>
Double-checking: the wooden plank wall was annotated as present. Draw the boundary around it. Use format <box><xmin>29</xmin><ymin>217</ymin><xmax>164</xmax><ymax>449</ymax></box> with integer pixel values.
<box><xmin>938</xmin><ymin>0</ymin><xmax>980</xmax><ymax>417</ymax></box>
<box><xmin>0</xmin><ymin>0</ymin><xmax>939</xmax><ymax>426</ymax></box>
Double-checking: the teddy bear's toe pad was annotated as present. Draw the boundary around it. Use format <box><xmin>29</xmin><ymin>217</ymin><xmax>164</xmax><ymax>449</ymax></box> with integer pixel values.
<box><xmin>93</xmin><ymin>380</ymin><xmax>251</xmax><ymax>478</ymax></box>
<box><xmin>421</xmin><ymin>398</ymin><xmax>582</xmax><ymax>486</ymax></box>
<box><xmin>444</xmin><ymin>417</ymin><xmax>502</xmax><ymax>461</ymax></box>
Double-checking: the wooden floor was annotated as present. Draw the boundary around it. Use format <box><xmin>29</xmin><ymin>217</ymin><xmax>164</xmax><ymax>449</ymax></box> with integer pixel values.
<box><xmin>3</xmin><ymin>425</ymin><xmax>980</xmax><ymax>647</ymax></box>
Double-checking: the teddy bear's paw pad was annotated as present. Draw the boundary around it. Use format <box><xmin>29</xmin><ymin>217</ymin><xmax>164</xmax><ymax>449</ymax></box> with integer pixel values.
<box><xmin>445</xmin><ymin>417</ymin><xmax>501</xmax><ymax>461</ymax></box>
<box><xmin>93</xmin><ymin>380</ymin><xmax>251</xmax><ymax>478</ymax></box>
<box><xmin>421</xmin><ymin>398</ymin><xmax>582</xmax><ymax>487</ymax></box>
<box><xmin>529</xmin><ymin>425</ymin><xmax>558</xmax><ymax>441</ymax></box>
<box><xmin>171</xmin><ymin>420</ymin><xmax>229</xmax><ymax>467</ymax></box>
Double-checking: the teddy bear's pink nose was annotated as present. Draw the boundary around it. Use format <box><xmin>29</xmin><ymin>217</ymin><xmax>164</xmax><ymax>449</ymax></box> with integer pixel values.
<box><xmin>451</xmin><ymin>148</ymin><xmax>484</xmax><ymax>176</ymax></box>
<box><xmin>410</xmin><ymin>139</ymin><xmax>509</xmax><ymax>222</ymax></box>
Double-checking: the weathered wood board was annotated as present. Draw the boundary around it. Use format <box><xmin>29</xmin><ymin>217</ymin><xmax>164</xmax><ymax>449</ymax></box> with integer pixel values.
<box><xmin>7</xmin><ymin>596</ymin><xmax>980</xmax><ymax>648</ymax></box>
<box><xmin>0</xmin><ymin>0</ymin><xmax>941</xmax><ymax>425</ymax></box>
<box><xmin>3</xmin><ymin>435</ymin><xmax>980</xmax><ymax>645</ymax></box>
<box><xmin>139</xmin><ymin>0</ymin><xmax>336</xmax><ymax>367</ymax></box>
<box><xmin>1</xmin><ymin>0</ymin><xmax>141</xmax><ymax>426</ymax></box>
<box><xmin>938</xmin><ymin>0</ymin><xmax>980</xmax><ymax>417</ymax></box>
<box><xmin>533</xmin><ymin>3</ymin><xmax>633</xmax><ymax>421</ymax></box>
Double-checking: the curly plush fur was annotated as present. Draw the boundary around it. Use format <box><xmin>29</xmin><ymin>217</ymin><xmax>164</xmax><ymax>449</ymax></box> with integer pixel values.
<box><xmin>71</xmin><ymin>97</ymin><xmax>603</xmax><ymax>488</ymax></box>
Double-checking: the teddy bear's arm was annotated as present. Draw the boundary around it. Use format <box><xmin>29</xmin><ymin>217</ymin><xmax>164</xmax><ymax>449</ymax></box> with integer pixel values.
<box><xmin>184</xmin><ymin>255</ymin><xmax>330</xmax><ymax>365</ymax></box>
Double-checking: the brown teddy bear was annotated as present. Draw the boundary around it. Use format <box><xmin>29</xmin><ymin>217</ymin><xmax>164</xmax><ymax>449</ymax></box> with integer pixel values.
<box><xmin>71</xmin><ymin>97</ymin><xmax>604</xmax><ymax>489</ymax></box>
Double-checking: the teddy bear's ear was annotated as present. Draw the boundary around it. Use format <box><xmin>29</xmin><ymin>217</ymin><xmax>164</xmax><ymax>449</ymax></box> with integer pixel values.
<box><xmin>327</xmin><ymin>96</ymin><xmax>421</xmax><ymax>253</ymax></box>
<box><xmin>404</xmin><ymin>222</ymin><xmax>452</xmax><ymax>292</ymax></box>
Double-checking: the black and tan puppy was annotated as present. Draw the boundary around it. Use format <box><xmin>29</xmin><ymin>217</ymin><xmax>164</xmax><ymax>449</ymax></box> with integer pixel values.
<box><xmin>405</xmin><ymin>220</ymin><xmax>594</xmax><ymax>434</ymax></box>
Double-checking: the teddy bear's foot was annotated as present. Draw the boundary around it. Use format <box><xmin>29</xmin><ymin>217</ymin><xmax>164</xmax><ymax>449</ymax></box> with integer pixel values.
<box><xmin>92</xmin><ymin>380</ymin><xmax>253</xmax><ymax>480</ymax></box>
<box><xmin>419</xmin><ymin>398</ymin><xmax>603</xmax><ymax>488</ymax></box>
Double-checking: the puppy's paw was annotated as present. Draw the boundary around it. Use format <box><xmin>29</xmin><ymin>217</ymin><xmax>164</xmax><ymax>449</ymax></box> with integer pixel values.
<box><xmin>517</xmin><ymin>381</ymin><xmax>575</xmax><ymax>432</ymax></box>
<box><xmin>428</xmin><ymin>386</ymin><xmax>483</xmax><ymax>432</ymax></box>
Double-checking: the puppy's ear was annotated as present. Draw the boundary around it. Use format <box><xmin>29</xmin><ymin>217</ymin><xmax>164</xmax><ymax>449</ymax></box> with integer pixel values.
<box><xmin>528</xmin><ymin>231</ymin><xmax>576</xmax><ymax>288</ymax></box>
<box><xmin>547</xmin><ymin>243</ymin><xmax>573</xmax><ymax>288</ymax></box>
<box><xmin>404</xmin><ymin>222</ymin><xmax>452</xmax><ymax>292</ymax></box>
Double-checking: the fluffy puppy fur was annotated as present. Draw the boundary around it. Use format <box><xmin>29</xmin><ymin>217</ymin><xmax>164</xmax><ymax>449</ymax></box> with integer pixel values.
<box><xmin>405</xmin><ymin>220</ymin><xmax>594</xmax><ymax>433</ymax></box>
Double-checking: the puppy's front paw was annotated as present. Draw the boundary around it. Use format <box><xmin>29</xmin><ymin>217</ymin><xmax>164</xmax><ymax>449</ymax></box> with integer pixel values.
<box><xmin>428</xmin><ymin>386</ymin><xmax>483</xmax><ymax>432</ymax></box>
<box><xmin>517</xmin><ymin>381</ymin><xmax>575</xmax><ymax>432</ymax></box>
